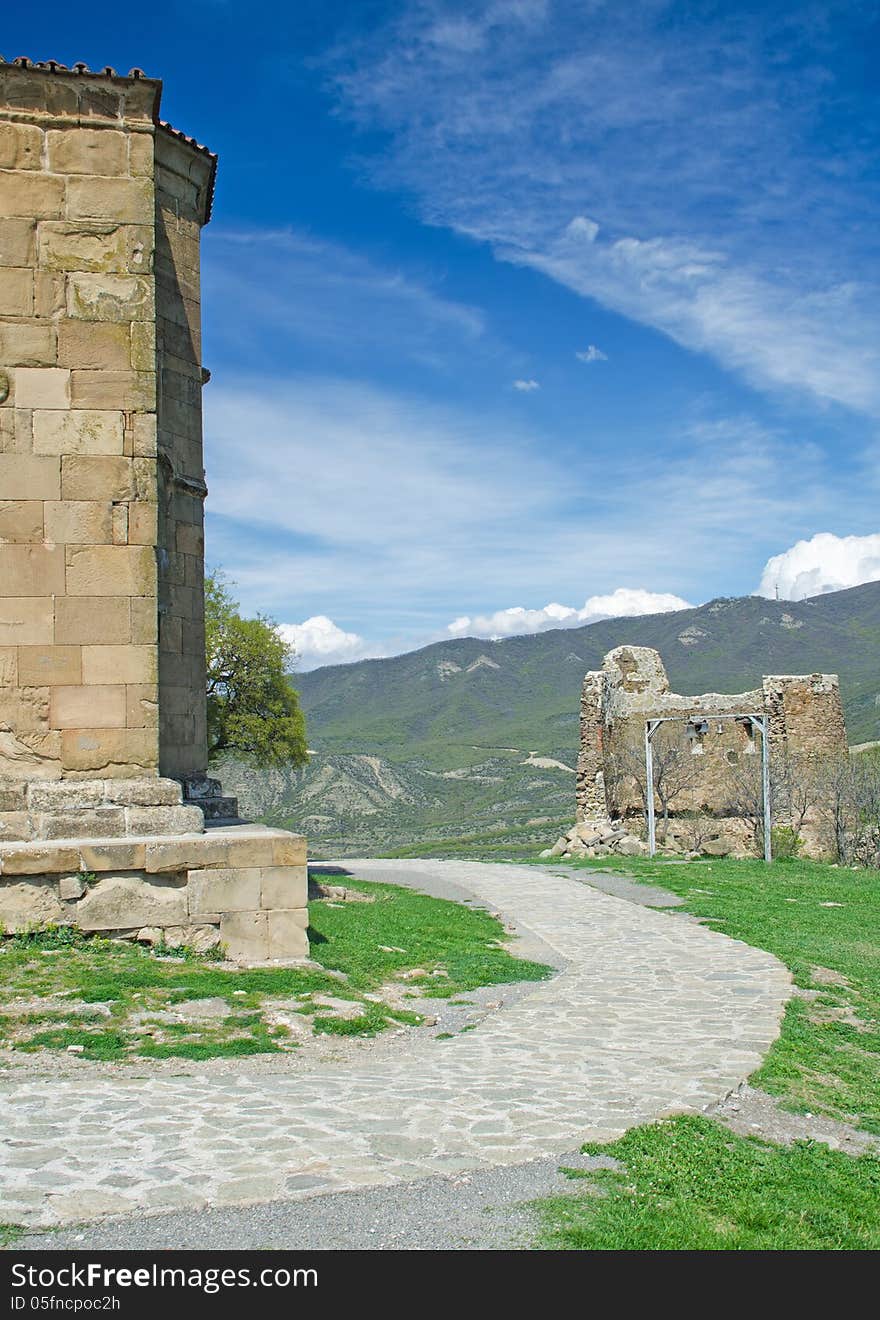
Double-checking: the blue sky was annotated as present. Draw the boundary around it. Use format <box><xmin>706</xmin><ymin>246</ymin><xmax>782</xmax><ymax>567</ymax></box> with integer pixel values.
<box><xmin>10</xmin><ymin>1</ymin><xmax>880</xmax><ymax>667</ymax></box>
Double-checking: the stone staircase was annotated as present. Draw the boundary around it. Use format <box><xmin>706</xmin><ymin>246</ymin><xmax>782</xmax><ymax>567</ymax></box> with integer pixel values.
<box><xmin>182</xmin><ymin>775</ymin><xmax>241</xmax><ymax>826</ymax></box>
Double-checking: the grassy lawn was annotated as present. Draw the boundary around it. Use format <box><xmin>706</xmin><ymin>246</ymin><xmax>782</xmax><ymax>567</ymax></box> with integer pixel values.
<box><xmin>0</xmin><ymin>878</ymin><xmax>550</xmax><ymax>1063</ymax></box>
<box><xmin>533</xmin><ymin>852</ymin><xmax>880</xmax><ymax>1249</ymax></box>
<box><xmin>538</xmin><ymin>1115</ymin><xmax>880</xmax><ymax>1250</ymax></box>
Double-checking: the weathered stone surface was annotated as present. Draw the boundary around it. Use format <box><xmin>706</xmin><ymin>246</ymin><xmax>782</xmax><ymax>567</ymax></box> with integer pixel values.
<box><xmin>59</xmin><ymin>873</ymin><xmax>87</xmax><ymax>900</ymax></box>
<box><xmin>260</xmin><ymin>865</ymin><xmax>308</xmax><ymax>910</ymax></box>
<box><xmin>0</xmin><ymin>843</ymin><xmax>79</xmax><ymax>876</ymax></box>
<box><xmin>220</xmin><ymin>909</ymin><xmax>268</xmax><ymax>963</ymax></box>
<box><xmin>189</xmin><ymin>867</ymin><xmax>261</xmax><ymax>917</ymax></box>
<box><xmin>104</xmin><ymin>778</ymin><xmax>181</xmax><ymax>807</ymax></box>
<box><xmin>32</xmin><ymin>408</ymin><xmax>124</xmax><ymax>456</ymax></box>
<box><xmin>50</xmin><ymin>685</ymin><xmax>126</xmax><ymax>730</ymax></box>
<box><xmin>0</xmin><ymin>812</ymin><xmax>30</xmax><ymax>842</ymax></box>
<box><xmin>76</xmin><ymin>873</ymin><xmax>187</xmax><ymax>931</ymax></box>
<box><xmin>160</xmin><ymin>925</ymin><xmax>220</xmax><ymax>954</ymax></box>
<box><xmin>32</xmin><ymin>807</ymin><xmax>126</xmax><ymax>841</ymax></box>
<box><xmin>0</xmin><ymin>877</ymin><xmax>66</xmax><ymax>931</ymax></box>
<box><xmin>123</xmin><ymin>805</ymin><xmax>203</xmax><ymax>836</ymax></box>
<box><xmin>266</xmin><ymin>908</ymin><xmax>310</xmax><ymax>961</ymax></box>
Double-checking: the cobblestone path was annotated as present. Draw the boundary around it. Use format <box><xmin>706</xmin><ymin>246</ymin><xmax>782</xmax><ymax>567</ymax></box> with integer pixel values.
<box><xmin>0</xmin><ymin>860</ymin><xmax>791</xmax><ymax>1227</ymax></box>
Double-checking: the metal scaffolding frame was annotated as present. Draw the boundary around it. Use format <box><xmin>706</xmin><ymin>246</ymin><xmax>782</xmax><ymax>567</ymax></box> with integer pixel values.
<box><xmin>644</xmin><ymin>712</ymin><xmax>772</xmax><ymax>863</ymax></box>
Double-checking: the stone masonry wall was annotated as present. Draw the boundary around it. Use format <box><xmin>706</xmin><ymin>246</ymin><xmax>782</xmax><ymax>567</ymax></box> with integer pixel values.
<box><xmin>0</xmin><ymin>60</ymin><xmax>212</xmax><ymax>783</ymax></box>
<box><xmin>577</xmin><ymin>646</ymin><xmax>849</xmax><ymax>832</ymax></box>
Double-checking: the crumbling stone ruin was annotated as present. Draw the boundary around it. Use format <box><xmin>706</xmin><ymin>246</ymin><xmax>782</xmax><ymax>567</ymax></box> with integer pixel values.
<box><xmin>546</xmin><ymin>645</ymin><xmax>848</xmax><ymax>860</ymax></box>
<box><xmin>0</xmin><ymin>58</ymin><xmax>308</xmax><ymax>958</ymax></box>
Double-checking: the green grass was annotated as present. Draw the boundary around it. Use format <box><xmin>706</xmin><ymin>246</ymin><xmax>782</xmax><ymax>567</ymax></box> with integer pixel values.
<box><xmin>0</xmin><ymin>879</ymin><xmax>550</xmax><ymax>1062</ymax></box>
<box><xmin>554</xmin><ymin>854</ymin><xmax>880</xmax><ymax>1132</ymax></box>
<box><xmin>532</xmin><ymin>851</ymin><xmax>880</xmax><ymax>1250</ymax></box>
<box><xmin>536</xmin><ymin>1115</ymin><xmax>880</xmax><ymax>1250</ymax></box>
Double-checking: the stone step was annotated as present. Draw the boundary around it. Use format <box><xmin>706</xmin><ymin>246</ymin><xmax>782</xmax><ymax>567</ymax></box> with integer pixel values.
<box><xmin>194</xmin><ymin>795</ymin><xmax>240</xmax><ymax>821</ymax></box>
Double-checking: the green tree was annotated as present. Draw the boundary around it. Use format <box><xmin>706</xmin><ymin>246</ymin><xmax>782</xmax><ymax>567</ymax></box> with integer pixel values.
<box><xmin>205</xmin><ymin>572</ymin><xmax>308</xmax><ymax>768</ymax></box>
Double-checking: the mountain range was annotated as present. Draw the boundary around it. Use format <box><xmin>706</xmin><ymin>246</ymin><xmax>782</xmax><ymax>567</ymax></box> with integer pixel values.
<box><xmin>220</xmin><ymin>581</ymin><xmax>880</xmax><ymax>857</ymax></box>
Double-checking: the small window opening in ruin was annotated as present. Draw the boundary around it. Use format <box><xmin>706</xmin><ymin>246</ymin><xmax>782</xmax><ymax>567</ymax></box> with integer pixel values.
<box><xmin>726</xmin><ymin>749</ymin><xmax>739</xmax><ymax>765</ymax></box>
<box><xmin>736</xmin><ymin>714</ymin><xmax>757</xmax><ymax>755</ymax></box>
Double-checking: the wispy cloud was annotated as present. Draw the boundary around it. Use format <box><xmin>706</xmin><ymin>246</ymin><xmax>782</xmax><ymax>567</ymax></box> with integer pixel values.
<box><xmin>202</xmin><ymin>226</ymin><xmax>487</xmax><ymax>372</ymax></box>
<box><xmin>204</xmin><ymin>378</ymin><xmax>873</xmax><ymax>648</ymax></box>
<box><xmin>327</xmin><ymin>1</ymin><xmax>880</xmax><ymax>413</ymax></box>
<box><xmin>575</xmin><ymin>345</ymin><xmax>607</xmax><ymax>364</ymax></box>
<box><xmin>513</xmin><ymin>377</ymin><xmax>540</xmax><ymax>391</ymax></box>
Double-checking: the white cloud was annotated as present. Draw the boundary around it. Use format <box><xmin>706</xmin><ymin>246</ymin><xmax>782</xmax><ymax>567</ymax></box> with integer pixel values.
<box><xmin>447</xmin><ymin>587</ymin><xmax>692</xmax><ymax>639</ymax></box>
<box><xmin>757</xmin><ymin>533</ymin><xmax>880</xmax><ymax>601</ymax></box>
<box><xmin>575</xmin><ymin>345</ymin><xmax>607</xmax><ymax>363</ymax></box>
<box><xmin>513</xmin><ymin>378</ymin><xmax>540</xmax><ymax>391</ymax></box>
<box><xmin>277</xmin><ymin>616</ymin><xmax>379</xmax><ymax>670</ymax></box>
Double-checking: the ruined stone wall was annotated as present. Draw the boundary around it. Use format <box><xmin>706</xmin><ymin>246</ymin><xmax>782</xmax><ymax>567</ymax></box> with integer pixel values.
<box><xmin>577</xmin><ymin>645</ymin><xmax>848</xmax><ymax>831</ymax></box>
<box><xmin>0</xmin><ymin>61</ymin><xmax>212</xmax><ymax>783</ymax></box>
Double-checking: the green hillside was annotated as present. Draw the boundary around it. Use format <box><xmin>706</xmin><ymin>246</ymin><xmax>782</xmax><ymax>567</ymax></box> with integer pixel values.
<box><xmin>220</xmin><ymin>582</ymin><xmax>880</xmax><ymax>857</ymax></box>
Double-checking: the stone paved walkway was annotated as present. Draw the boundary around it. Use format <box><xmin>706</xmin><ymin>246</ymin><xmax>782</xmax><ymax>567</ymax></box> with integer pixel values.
<box><xmin>0</xmin><ymin>860</ymin><xmax>791</xmax><ymax>1227</ymax></box>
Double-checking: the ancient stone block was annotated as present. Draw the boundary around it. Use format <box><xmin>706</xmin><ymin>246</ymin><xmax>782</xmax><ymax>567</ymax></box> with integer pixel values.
<box><xmin>0</xmin><ymin>501</ymin><xmax>43</xmax><ymax>543</ymax></box>
<box><xmin>34</xmin><ymin>407</ymin><xmax>126</xmax><ymax>459</ymax></box>
<box><xmin>0</xmin><ymin>545</ymin><xmax>65</xmax><ymax>596</ymax></box>
<box><xmin>145</xmin><ymin>836</ymin><xmax>228</xmax><ymax>874</ymax></box>
<box><xmin>33</xmin><ymin>806</ymin><xmax>126</xmax><ymax>840</ymax></box>
<box><xmin>0</xmin><ymin>268</ymin><xmax>33</xmax><ymax>316</ymax></box>
<box><xmin>0</xmin><ymin>843</ymin><xmax>79</xmax><ymax>875</ymax></box>
<box><xmin>188</xmin><ymin>867</ymin><xmax>261</xmax><ymax>918</ymax></box>
<box><xmin>130</xmin><ymin>597</ymin><xmax>157</xmax><ymax>644</ymax></box>
<box><xmin>76</xmin><ymin>872</ymin><xmax>187</xmax><ymax>930</ymax></box>
<box><xmin>82</xmin><ymin>645</ymin><xmax>157</xmax><ymax>686</ymax></box>
<box><xmin>161</xmin><ymin>923</ymin><xmax>220</xmax><ymax>953</ymax></box>
<box><xmin>70</xmin><ymin>369</ymin><xmax>155</xmax><ymax>411</ymax></box>
<box><xmin>58</xmin><ymin>322</ymin><xmax>132</xmax><ymax>371</ymax></box>
<box><xmin>125</xmin><ymin>684</ymin><xmax>158</xmax><ymax>728</ymax></box>
<box><xmin>128</xmin><ymin>502</ymin><xmax>157</xmax><ymax>545</ymax></box>
<box><xmin>271</xmin><ymin>833</ymin><xmax>308</xmax><ymax>866</ymax></box>
<box><xmin>0</xmin><ymin>811</ymin><xmax>30</xmax><ymax>842</ymax></box>
<box><xmin>18</xmin><ymin>646</ymin><xmax>82</xmax><ymax>687</ymax></box>
<box><xmin>64</xmin><ymin>544</ymin><xmax>156</xmax><ymax>596</ymax></box>
<box><xmin>60</xmin><ymin>455</ymin><xmax>132</xmax><ymax>501</ymax></box>
<box><xmin>47</xmin><ymin>128</ymin><xmax>128</xmax><ymax>176</ymax></box>
<box><xmin>50</xmin><ymin>684</ymin><xmax>126</xmax><ymax>729</ymax></box>
<box><xmin>220</xmin><ymin>909</ymin><xmax>268</xmax><ymax>962</ymax></box>
<box><xmin>124</xmin><ymin>804</ymin><xmax>203</xmax><ymax>836</ymax></box>
<box><xmin>0</xmin><ymin>648</ymin><xmax>17</xmax><ymax>686</ymax></box>
<box><xmin>66</xmin><ymin>272</ymin><xmax>154</xmax><ymax>322</ymax></box>
<box><xmin>105</xmin><ymin>777</ymin><xmax>181</xmax><ymax>807</ymax></box>
<box><xmin>37</xmin><ymin>221</ymin><xmax>153</xmax><ymax>275</ymax></box>
<box><xmin>266</xmin><ymin>908</ymin><xmax>310</xmax><ymax>960</ymax></box>
<box><xmin>59</xmin><ymin>873</ymin><xmax>87</xmax><ymax>900</ymax></box>
<box><xmin>0</xmin><ymin>321</ymin><xmax>55</xmax><ymax>366</ymax></box>
<box><xmin>0</xmin><ymin>780</ymin><xmax>27</xmax><ymax>811</ymax></box>
<box><xmin>44</xmin><ymin>500</ymin><xmax>114</xmax><ymax>545</ymax></box>
<box><xmin>0</xmin><ymin>171</ymin><xmax>65</xmax><ymax>219</ymax></box>
<box><xmin>0</xmin><ymin>685</ymin><xmax>49</xmax><ymax>734</ymax></box>
<box><xmin>131</xmin><ymin>413</ymin><xmax>157</xmax><ymax>457</ymax></box>
<box><xmin>14</xmin><ymin>367</ymin><xmax>70</xmax><ymax>408</ymax></box>
<box><xmin>0</xmin><ymin>123</ymin><xmax>42</xmax><ymax>170</ymax></box>
<box><xmin>66</xmin><ymin>177</ymin><xmax>153</xmax><ymax>225</ymax></box>
<box><xmin>27</xmin><ymin>780</ymin><xmax>104</xmax><ymax>811</ymax></box>
<box><xmin>0</xmin><ymin>218</ymin><xmax>35</xmax><ymax>266</ymax></box>
<box><xmin>60</xmin><ymin>727</ymin><xmax>158</xmax><ymax>774</ymax></box>
<box><xmin>0</xmin><ymin>455</ymin><xmax>60</xmax><ymax>500</ymax></box>
<box><xmin>0</xmin><ymin>877</ymin><xmax>66</xmax><ymax>931</ymax></box>
<box><xmin>77</xmin><ymin>839</ymin><xmax>146</xmax><ymax>871</ymax></box>
<box><xmin>0</xmin><ymin>596</ymin><xmax>54</xmax><ymax>645</ymax></box>
<box><xmin>260</xmin><ymin>865</ymin><xmax>308</xmax><ymax>910</ymax></box>
<box><xmin>54</xmin><ymin>596</ymin><xmax>130</xmax><ymax>645</ymax></box>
